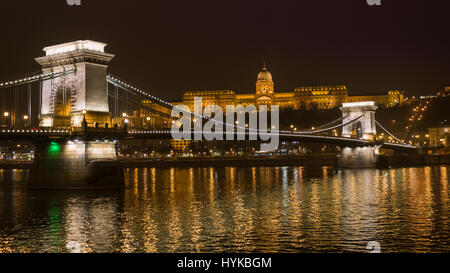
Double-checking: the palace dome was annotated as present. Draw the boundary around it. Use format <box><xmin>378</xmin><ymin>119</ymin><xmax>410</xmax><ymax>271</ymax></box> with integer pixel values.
<box><xmin>257</xmin><ymin>66</ymin><xmax>273</xmax><ymax>81</ymax></box>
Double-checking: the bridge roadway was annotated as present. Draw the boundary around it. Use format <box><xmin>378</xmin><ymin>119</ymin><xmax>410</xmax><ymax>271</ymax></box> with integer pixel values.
<box><xmin>0</xmin><ymin>127</ymin><xmax>417</xmax><ymax>151</ymax></box>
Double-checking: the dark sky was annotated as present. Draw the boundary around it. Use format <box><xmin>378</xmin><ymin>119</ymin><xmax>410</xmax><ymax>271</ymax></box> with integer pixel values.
<box><xmin>0</xmin><ymin>0</ymin><xmax>449</xmax><ymax>100</ymax></box>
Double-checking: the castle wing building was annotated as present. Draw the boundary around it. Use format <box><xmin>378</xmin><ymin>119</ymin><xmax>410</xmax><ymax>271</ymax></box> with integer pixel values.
<box><xmin>173</xmin><ymin>65</ymin><xmax>405</xmax><ymax>111</ymax></box>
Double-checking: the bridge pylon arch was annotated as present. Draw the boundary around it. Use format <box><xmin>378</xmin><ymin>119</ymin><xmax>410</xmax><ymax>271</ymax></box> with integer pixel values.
<box><xmin>35</xmin><ymin>40</ymin><xmax>115</xmax><ymax>128</ymax></box>
<box><xmin>340</xmin><ymin>101</ymin><xmax>378</xmax><ymax>141</ymax></box>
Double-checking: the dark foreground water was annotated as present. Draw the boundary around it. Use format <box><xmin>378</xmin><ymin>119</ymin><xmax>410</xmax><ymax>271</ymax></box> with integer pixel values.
<box><xmin>0</xmin><ymin>166</ymin><xmax>449</xmax><ymax>253</ymax></box>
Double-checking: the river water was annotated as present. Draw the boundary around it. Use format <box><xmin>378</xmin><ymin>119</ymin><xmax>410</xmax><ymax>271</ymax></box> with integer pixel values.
<box><xmin>0</xmin><ymin>166</ymin><xmax>448</xmax><ymax>253</ymax></box>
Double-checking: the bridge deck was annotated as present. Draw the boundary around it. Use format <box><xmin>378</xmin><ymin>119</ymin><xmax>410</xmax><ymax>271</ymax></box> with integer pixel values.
<box><xmin>0</xmin><ymin>128</ymin><xmax>417</xmax><ymax>151</ymax></box>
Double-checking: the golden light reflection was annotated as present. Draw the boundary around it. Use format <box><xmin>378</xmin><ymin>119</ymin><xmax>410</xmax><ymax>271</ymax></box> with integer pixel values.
<box><xmin>0</xmin><ymin>165</ymin><xmax>448</xmax><ymax>253</ymax></box>
<box><xmin>142</xmin><ymin>202</ymin><xmax>158</xmax><ymax>253</ymax></box>
<box><xmin>309</xmin><ymin>177</ymin><xmax>320</xmax><ymax>234</ymax></box>
<box><xmin>133</xmin><ymin>168</ymin><xmax>139</xmax><ymax>195</ymax></box>
<box><xmin>274</xmin><ymin>167</ymin><xmax>280</xmax><ymax>185</ymax></box>
<box><xmin>228</xmin><ymin>167</ymin><xmax>236</xmax><ymax>194</ymax></box>
<box><xmin>252</xmin><ymin>167</ymin><xmax>257</xmax><ymax>193</ymax></box>
<box><xmin>286</xmin><ymin>168</ymin><xmax>303</xmax><ymax>248</ymax></box>
<box><xmin>142</xmin><ymin>168</ymin><xmax>148</xmax><ymax>196</ymax></box>
<box><xmin>170</xmin><ymin>168</ymin><xmax>175</xmax><ymax>193</ymax></box>
<box><xmin>64</xmin><ymin>197</ymin><xmax>89</xmax><ymax>253</ymax></box>
<box><xmin>208</xmin><ymin>168</ymin><xmax>214</xmax><ymax>202</ymax></box>
<box><xmin>440</xmin><ymin>166</ymin><xmax>448</xmax><ymax>206</ymax></box>
<box><xmin>331</xmin><ymin>170</ymin><xmax>342</xmax><ymax>229</ymax></box>
<box><xmin>322</xmin><ymin>166</ymin><xmax>328</xmax><ymax>182</ymax></box>
<box><xmin>298</xmin><ymin>166</ymin><xmax>304</xmax><ymax>186</ymax></box>
<box><xmin>188</xmin><ymin>189</ymin><xmax>203</xmax><ymax>252</ymax></box>
<box><xmin>167</xmin><ymin>188</ymin><xmax>182</xmax><ymax>252</ymax></box>
<box><xmin>151</xmin><ymin>168</ymin><xmax>156</xmax><ymax>193</ymax></box>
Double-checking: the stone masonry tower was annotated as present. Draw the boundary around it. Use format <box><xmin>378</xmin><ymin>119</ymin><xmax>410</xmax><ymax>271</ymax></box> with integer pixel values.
<box><xmin>340</xmin><ymin>101</ymin><xmax>378</xmax><ymax>141</ymax></box>
<box><xmin>35</xmin><ymin>40</ymin><xmax>115</xmax><ymax>127</ymax></box>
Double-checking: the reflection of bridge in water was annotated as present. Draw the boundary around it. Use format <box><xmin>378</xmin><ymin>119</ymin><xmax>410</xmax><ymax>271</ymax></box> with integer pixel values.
<box><xmin>0</xmin><ymin>40</ymin><xmax>416</xmax><ymax>189</ymax></box>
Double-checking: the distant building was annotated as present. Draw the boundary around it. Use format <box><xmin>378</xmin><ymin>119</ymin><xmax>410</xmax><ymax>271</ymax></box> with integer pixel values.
<box><xmin>437</xmin><ymin>86</ymin><xmax>450</xmax><ymax>97</ymax></box>
<box><xmin>428</xmin><ymin>126</ymin><xmax>450</xmax><ymax>147</ymax></box>
<box><xmin>170</xmin><ymin>139</ymin><xmax>191</xmax><ymax>153</ymax></box>
<box><xmin>173</xmin><ymin>65</ymin><xmax>405</xmax><ymax>111</ymax></box>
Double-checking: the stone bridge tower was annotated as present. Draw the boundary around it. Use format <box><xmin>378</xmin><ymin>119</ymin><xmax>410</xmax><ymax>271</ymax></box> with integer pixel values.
<box><xmin>35</xmin><ymin>40</ymin><xmax>114</xmax><ymax>127</ymax></box>
<box><xmin>340</xmin><ymin>101</ymin><xmax>378</xmax><ymax>141</ymax></box>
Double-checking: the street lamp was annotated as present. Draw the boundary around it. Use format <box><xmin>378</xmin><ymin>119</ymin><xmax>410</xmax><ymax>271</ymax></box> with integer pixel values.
<box><xmin>23</xmin><ymin>115</ymin><xmax>29</xmax><ymax>128</ymax></box>
<box><xmin>2</xmin><ymin>112</ymin><xmax>10</xmax><ymax>127</ymax></box>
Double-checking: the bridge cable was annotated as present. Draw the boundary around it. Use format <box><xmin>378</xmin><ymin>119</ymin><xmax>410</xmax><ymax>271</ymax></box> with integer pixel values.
<box><xmin>107</xmin><ymin>75</ymin><xmax>366</xmax><ymax>136</ymax></box>
<box><xmin>0</xmin><ymin>69</ymin><xmax>76</xmax><ymax>90</ymax></box>
<box><xmin>290</xmin><ymin>114</ymin><xmax>364</xmax><ymax>135</ymax></box>
<box><xmin>301</xmin><ymin>116</ymin><xmax>346</xmax><ymax>133</ymax></box>
<box><xmin>107</xmin><ymin>92</ymin><xmax>172</xmax><ymax>119</ymax></box>
<box><xmin>375</xmin><ymin>120</ymin><xmax>407</xmax><ymax>145</ymax></box>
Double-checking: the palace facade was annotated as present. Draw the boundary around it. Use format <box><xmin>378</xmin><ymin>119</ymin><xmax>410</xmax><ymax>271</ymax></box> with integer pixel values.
<box><xmin>174</xmin><ymin>65</ymin><xmax>405</xmax><ymax>111</ymax></box>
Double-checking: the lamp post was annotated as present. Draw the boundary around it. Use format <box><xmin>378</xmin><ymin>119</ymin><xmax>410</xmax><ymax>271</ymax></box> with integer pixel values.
<box><xmin>23</xmin><ymin>115</ymin><xmax>29</xmax><ymax>128</ymax></box>
<box><xmin>124</xmin><ymin>118</ymin><xmax>129</xmax><ymax>130</ymax></box>
<box><xmin>146</xmin><ymin>116</ymin><xmax>151</xmax><ymax>129</ymax></box>
<box><xmin>3</xmin><ymin>112</ymin><xmax>9</xmax><ymax>127</ymax></box>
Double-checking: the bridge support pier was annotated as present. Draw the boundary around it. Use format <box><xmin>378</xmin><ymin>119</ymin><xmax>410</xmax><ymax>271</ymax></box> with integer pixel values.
<box><xmin>337</xmin><ymin>146</ymin><xmax>384</xmax><ymax>168</ymax></box>
<box><xmin>29</xmin><ymin>140</ymin><xmax>124</xmax><ymax>189</ymax></box>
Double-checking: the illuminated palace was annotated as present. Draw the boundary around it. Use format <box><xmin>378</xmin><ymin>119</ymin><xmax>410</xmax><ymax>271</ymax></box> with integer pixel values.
<box><xmin>174</xmin><ymin>65</ymin><xmax>405</xmax><ymax>111</ymax></box>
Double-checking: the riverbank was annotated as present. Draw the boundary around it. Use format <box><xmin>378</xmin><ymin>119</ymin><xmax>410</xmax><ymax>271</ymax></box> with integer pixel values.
<box><xmin>120</xmin><ymin>154</ymin><xmax>450</xmax><ymax>168</ymax></box>
<box><xmin>0</xmin><ymin>161</ymin><xmax>32</xmax><ymax>169</ymax></box>
<box><xmin>120</xmin><ymin>154</ymin><xmax>339</xmax><ymax>168</ymax></box>
<box><xmin>383</xmin><ymin>154</ymin><xmax>450</xmax><ymax>167</ymax></box>
<box><xmin>1</xmin><ymin>154</ymin><xmax>449</xmax><ymax>169</ymax></box>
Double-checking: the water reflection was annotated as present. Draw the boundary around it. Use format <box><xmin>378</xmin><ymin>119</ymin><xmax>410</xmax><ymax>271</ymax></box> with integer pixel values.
<box><xmin>0</xmin><ymin>166</ymin><xmax>449</xmax><ymax>253</ymax></box>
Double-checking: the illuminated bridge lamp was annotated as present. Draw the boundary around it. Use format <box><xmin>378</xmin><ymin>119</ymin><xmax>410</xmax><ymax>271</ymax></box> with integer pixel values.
<box><xmin>3</xmin><ymin>112</ymin><xmax>9</xmax><ymax>117</ymax></box>
<box><xmin>23</xmin><ymin>115</ymin><xmax>29</xmax><ymax>120</ymax></box>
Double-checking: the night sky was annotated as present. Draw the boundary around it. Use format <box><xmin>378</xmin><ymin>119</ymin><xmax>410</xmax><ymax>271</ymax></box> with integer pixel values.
<box><xmin>0</xmin><ymin>0</ymin><xmax>449</xmax><ymax>100</ymax></box>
